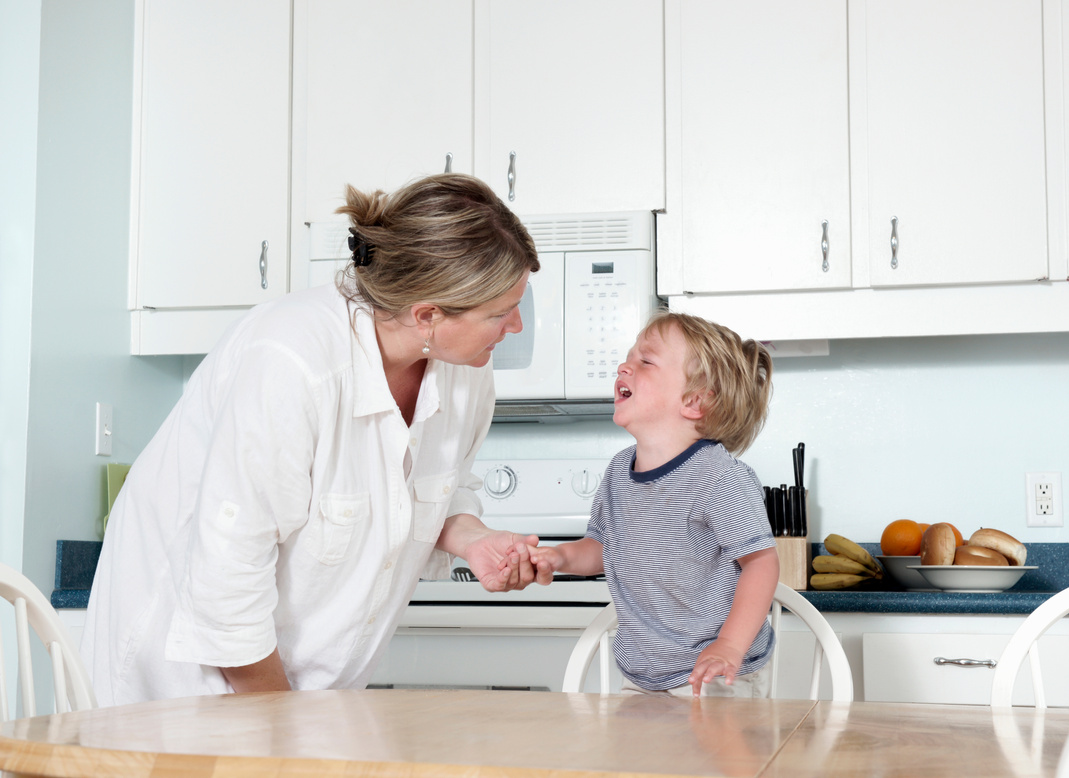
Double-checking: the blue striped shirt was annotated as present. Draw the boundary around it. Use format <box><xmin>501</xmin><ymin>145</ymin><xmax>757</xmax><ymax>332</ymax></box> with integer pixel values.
<box><xmin>587</xmin><ymin>439</ymin><xmax>776</xmax><ymax>690</ymax></box>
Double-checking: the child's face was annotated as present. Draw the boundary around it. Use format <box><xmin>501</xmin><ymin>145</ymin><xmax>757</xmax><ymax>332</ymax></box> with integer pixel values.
<box><xmin>613</xmin><ymin>324</ymin><xmax>695</xmax><ymax>437</ymax></box>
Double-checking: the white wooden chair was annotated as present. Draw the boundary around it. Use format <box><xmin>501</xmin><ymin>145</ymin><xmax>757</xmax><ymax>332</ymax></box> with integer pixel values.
<box><xmin>0</xmin><ymin>562</ymin><xmax>97</xmax><ymax>719</ymax></box>
<box><xmin>991</xmin><ymin>586</ymin><xmax>1069</xmax><ymax>708</ymax></box>
<box><xmin>562</xmin><ymin>582</ymin><xmax>854</xmax><ymax>701</ymax></box>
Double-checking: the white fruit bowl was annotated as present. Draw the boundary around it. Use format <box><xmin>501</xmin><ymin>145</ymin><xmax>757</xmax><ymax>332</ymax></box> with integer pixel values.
<box><xmin>907</xmin><ymin>565</ymin><xmax>1037</xmax><ymax>593</ymax></box>
<box><xmin>876</xmin><ymin>555</ymin><xmax>935</xmax><ymax>591</ymax></box>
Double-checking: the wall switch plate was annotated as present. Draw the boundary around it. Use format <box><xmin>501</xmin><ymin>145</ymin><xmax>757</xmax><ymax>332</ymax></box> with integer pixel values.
<box><xmin>1026</xmin><ymin>472</ymin><xmax>1062</xmax><ymax>527</ymax></box>
<box><xmin>95</xmin><ymin>402</ymin><xmax>113</xmax><ymax>456</ymax></box>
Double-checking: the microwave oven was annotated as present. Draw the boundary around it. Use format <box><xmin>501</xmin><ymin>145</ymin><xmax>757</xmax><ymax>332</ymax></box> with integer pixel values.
<box><xmin>305</xmin><ymin>211</ymin><xmax>660</xmax><ymax>415</ymax></box>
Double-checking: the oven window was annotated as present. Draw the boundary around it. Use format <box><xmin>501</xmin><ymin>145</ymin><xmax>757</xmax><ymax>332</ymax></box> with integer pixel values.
<box><xmin>492</xmin><ymin>282</ymin><xmax>535</xmax><ymax>370</ymax></box>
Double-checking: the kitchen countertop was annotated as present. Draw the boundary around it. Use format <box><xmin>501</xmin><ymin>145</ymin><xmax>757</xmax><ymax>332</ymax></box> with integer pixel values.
<box><xmin>800</xmin><ymin>542</ymin><xmax>1069</xmax><ymax>615</ymax></box>
<box><xmin>52</xmin><ymin>541</ymin><xmax>1069</xmax><ymax>616</ymax></box>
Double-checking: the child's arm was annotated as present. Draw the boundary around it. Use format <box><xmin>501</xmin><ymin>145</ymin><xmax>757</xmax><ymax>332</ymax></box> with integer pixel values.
<box><xmin>526</xmin><ymin>538</ymin><xmax>605</xmax><ymax>585</ymax></box>
<box><xmin>688</xmin><ymin>546</ymin><xmax>780</xmax><ymax>696</ymax></box>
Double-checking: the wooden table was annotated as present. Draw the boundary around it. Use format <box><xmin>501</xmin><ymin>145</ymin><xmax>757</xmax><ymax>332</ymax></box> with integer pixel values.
<box><xmin>2</xmin><ymin>689</ymin><xmax>1069</xmax><ymax>777</ymax></box>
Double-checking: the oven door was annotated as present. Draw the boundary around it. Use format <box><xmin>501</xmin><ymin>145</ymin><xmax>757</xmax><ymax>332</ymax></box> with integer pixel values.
<box><xmin>492</xmin><ymin>251</ymin><xmax>564</xmax><ymax>400</ymax></box>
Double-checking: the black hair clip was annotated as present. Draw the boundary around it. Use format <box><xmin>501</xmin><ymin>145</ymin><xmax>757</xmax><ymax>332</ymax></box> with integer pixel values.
<box><xmin>348</xmin><ymin>228</ymin><xmax>375</xmax><ymax>267</ymax></box>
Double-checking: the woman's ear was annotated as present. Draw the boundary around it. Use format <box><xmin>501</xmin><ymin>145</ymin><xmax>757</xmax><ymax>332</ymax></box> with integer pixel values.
<box><xmin>410</xmin><ymin>303</ymin><xmax>443</xmax><ymax>337</ymax></box>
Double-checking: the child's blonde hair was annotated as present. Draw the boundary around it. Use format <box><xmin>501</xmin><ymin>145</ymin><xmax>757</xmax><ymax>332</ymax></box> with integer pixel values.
<box><xmin>640</xmin><ymin>311</ymin><xmax>773</xmax><ymax>454</ymax></box>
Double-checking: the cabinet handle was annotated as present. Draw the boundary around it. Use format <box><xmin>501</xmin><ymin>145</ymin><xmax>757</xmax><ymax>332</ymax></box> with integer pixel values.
<box><xmin>444</xmin><ymin>152</ymin><xmax>453</xmax><ymax>173</ymax></box>
<box><xmin>933</xmin><ymin>656</ymin><xmax>997</xmax><ymax>669</ymax></box>
<box><xmin>507</xmin><ymin>151</ymin><xmax>516</xmax><ymax>202</ymax></box>
<box><xmin>821</xmin><ymin>220</ymin><xmax>830</xmax><ymax>272</ymax></box>
<box><xmin>890</xmin><ymin>216</ymin><xmax>899</xmax><ymax>269</ymax></box>
<box><xmin>259</xmin><ymin>240</ymin><xmax>269</xmax><ymax>290</ymax></box>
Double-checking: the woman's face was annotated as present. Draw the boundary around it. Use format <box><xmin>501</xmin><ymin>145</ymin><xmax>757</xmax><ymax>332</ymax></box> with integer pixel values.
<box><xmin>431</xmin><ymin>272</ymin><xmax>529</xmax><ymax>368</ymax></box>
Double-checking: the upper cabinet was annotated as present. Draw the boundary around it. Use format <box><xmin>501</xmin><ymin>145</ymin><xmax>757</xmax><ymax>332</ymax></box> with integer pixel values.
<box><xmin>475</xmin><ymin>0</ymin><xmax>665</xmax><ymax>215</ymax></box>
<box><xmin>295</xmin><ymin>0</ymin><xmax>664</xmax><ymax>231</ymax></box>
<box><xmin>861</xmin><ymin>0</ymin><xmax>1048</xmax><ymax>288</ymax></box>
<box><xmin>674</xmin><ymin>0</ymin><xmax>852</xmax><ymax>294</ymax></box>
<box><xmin>129</xmin><ymin>0</ymin><xmax>291</xmax><ymax>354</ymax></box>
<box><xmin>661</xmin><ymin>0</ymin><xmax>1069</xmax><ymax>340</ymax></box>
<box><xmin>298</xmin><ymin>0</ymin><xmax>474</xmax><ymax>222</ymax></box>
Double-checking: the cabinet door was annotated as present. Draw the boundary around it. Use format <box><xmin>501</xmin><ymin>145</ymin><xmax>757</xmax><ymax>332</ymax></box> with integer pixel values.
<box><xmin>677</xmin><ymin>0</ymin><xmax>851</xmax><ymax>294</ymax></box>
<box><xmin>301</xmin><ymin>0</ymin><xmax>473</xmax><ymax>223</ymax></box>
<box><xmin>132</xmin><ymin>0</ymin><xmax>290</xmax><ymax>309</ymax></box>
<box><xmin>863</xmin><ymin>0</ymin><xmax>1048</xmax><ymax>287</ymax></box>
<box><xmin>480</xmin><ymin>0</ymin><xmax>664</xmax><ymax>214</ymax></box>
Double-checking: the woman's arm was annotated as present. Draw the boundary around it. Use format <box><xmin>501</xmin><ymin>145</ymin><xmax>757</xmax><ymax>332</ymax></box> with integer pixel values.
<box><xmin>688</xmin><ymin>546</ymin><xmax>779</xmax><ymax>695</ymax></box>
<box><xmin>220</xmin><ymin>648</ymin><xmax>292</xmax><ymax>694</ymax></box>
<box><xmin>436</xmin><ymin>513</ymin><xmax>540</xmax><ymax>591</ymax></box>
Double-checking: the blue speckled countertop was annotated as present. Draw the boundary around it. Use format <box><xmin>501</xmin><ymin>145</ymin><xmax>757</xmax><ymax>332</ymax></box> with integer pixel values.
<box><xmin>52</xmin><ymin>540</ymin><xmax>1069</xmax><ymax>616</ymax></box>
<box><xmin>799</xmin><ymin>542</ymin><xmax>1069</xmax><ymax>615</ymax></box>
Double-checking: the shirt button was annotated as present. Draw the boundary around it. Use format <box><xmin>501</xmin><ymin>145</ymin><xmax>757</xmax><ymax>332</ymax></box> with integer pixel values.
<box><xmin>224</xmin><ymin>507</ymin><xmax>235</xmax><ymax>517</ymax></box>
<box><xmin>343</xmin><ymin>508</ymin><xmax>353</xmax><ymax>517</ymax></box>
<box><xmin>409</xmin><ymin>437</ymin><xmax>417</xmax><ymax>447</ymax></box>
<box><xmin>442</xmin><ymin>485</ymin><xmax>451</xmax><ymax>495</ymax></box>
<box><xmin>383</xmin><ymin>561</ymin><xmax>392</xmax><ymax>570</ymax></box>
<box><xmin>367</xmin><ymin>615</ymin><xmax>376</xmax><ymax>624</ymax></box>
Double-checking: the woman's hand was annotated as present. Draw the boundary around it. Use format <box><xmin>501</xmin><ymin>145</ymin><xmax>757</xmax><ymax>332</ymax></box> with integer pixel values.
<box><xmin>463</xmin><ymin>531</ymin><xmax>540</xmax><ymax>591</ymax></box>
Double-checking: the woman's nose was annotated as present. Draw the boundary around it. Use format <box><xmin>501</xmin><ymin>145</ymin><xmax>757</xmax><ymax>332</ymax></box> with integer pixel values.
<box><xmin>506</xmin><ymin>307</ymin><xmax>523</xmax><ymax>334</ymax></box>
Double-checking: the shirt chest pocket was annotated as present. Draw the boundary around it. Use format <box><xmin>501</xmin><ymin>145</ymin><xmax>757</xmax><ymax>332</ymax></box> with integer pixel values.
<box><xmin>308</xmin><ymin>493</ymin><xmax>371</xmax><ymax>566</ymax></box>
<box><xmin>412</xmin><ymin>471</ymin><xmax>457</xmax><ymax>544</ymax></box>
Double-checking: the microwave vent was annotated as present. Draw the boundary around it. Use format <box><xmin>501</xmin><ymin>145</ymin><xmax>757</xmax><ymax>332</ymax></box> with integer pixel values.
<box><xmin>522</xmin><ymin>212</ymin><xmax>653</xmax><ymax>253</ymax></box>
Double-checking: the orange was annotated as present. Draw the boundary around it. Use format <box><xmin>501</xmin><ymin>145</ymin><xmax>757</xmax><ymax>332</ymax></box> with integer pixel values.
<box><xmin>880</xmin><ymin>519</ymin><xmax>924</xmax><ymax>556</ymax></box>
<box><xmin>918</xmin><ymin>523</ymin><xmax>931</xmax><ymax>534</ymax></box>
<box><xmin>947</xmin><ymin>523</ymin><xmax>964</xmax><ymax>547</ymax></box>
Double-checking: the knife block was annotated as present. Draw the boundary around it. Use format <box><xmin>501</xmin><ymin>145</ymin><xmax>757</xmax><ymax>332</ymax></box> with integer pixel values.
<box><xmin>775</xmin><ymin>537</ymin><xmax>811</xmax><ymax>591</ymax></box>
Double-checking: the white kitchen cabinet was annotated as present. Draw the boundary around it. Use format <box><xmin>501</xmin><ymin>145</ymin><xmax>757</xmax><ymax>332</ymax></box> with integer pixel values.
<box><xmin>129</xmin><ymin>0</ymin><xmax>291</xmax><ymax>354</ymax></box>
<box><xmin>864</xmin><ymin>631</ymin><xmax>1069</xmax><ymax>706</ymax></box>
<box><xmin>297</xmin><ymin>0</ymin><xmax>474</xmax><ymax>224</ymax></box>
<box><xmin>661</xmin><ymin>0</ymin><xmax>1069</xmax><ymax>341</ymax></box>
<box><xmin>861</xmin><ymin>0</ymin><xmax>1048</xmax><ymax>288</ymax></box>
<box><xmin>476</xmin><ymin>0</ymin><xmax>665</xmax><ymax>215</ymax></box>
<box><xmin>673</xmin><ymin>0</ymin><xmax>852</xmax><ymax>294</ymax></box>
<box><xmin>295</xmin><ymin>0</ymin><xmax>664</xmax><ymax>237</ymax></box>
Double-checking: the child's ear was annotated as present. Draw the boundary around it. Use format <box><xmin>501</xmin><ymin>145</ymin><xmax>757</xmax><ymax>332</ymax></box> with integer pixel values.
<box><xmin>681</xmin><ymin>392</ymin><xmax>706</xmax><ymax>421</ymax></box>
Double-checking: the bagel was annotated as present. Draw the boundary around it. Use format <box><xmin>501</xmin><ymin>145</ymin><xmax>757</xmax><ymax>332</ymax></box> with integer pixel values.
<box><xmin>954</xmin><ymin>545</ymin><xmax>1009</xmax><ymax>566</ymax></box>
<box><xmin>968</xmin><ymin>528</ymin><xmax>1027</xmax><ymax>566</ymax></box>
<box><xmin>920</xmin><ymin>523</ymin><xmax>956</xmax><ymax>566</ymax></box>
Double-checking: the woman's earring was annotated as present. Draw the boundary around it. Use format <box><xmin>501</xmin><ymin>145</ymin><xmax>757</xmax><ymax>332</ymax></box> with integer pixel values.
<box><xmin>422</xmin><ymin>339</ymin><xmax>431</xmax><ymax>355</ymax></box>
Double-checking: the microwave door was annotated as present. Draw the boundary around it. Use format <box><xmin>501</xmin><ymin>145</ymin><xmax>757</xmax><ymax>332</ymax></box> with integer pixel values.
<box><xmin>492</xmin><ymin>251</ymin><xmax>565</xmax><ymax>400</ymax></box>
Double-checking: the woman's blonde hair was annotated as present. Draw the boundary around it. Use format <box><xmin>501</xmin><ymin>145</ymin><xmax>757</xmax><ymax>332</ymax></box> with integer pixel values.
<box><xmin>641</xmin><ymin>311</ymin><xmax>773</xmax><ymax>454</ymax></box>
<box><xmin>334</xmin><ymin>174</ymin><xmax>539</xmax><ymax>316</ymax></box>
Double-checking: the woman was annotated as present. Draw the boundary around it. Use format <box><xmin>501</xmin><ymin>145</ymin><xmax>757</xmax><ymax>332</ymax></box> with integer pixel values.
<box><xmin>82</xmin><ymin>174</ymin><xmax>542</xmax><ymax>706</ymax></box>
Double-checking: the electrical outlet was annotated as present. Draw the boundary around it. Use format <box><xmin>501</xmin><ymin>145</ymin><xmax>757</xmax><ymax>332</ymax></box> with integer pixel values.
<box><xmin>95</xmin><ymin>402</ymin><xmax>113</xmax><ymax>457</ymax></box>
<box><xmin>1026</xmin><ymin>472</ymin><xmax>1062</xmax><ymax>527</ymax></box>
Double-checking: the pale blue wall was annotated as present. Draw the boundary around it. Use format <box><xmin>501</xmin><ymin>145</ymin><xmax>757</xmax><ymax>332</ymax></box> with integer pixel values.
<box><xmin>482</xmin><ymin>332</ymin><xmax>1069</xmax><ymax>545</ymax></box>
<box><xmin>19</xmin><ymin>0</ymin><xmax>185</xmax><ymax>595</ymax></box>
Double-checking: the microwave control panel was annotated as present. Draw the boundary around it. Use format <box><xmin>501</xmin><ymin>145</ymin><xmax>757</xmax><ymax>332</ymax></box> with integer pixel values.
<box><xmin>564</xmin><ymin>249</ymin><xmax>658</xmax><ymax>398</ymax></box>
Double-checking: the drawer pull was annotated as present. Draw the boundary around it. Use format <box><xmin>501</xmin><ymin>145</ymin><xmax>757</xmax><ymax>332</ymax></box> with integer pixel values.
<box><xmin>890</xmin><ymin>216</ymin><xmax>899</xmax><ymax>269</ymax></box>
<box><xmin>934</xmin><ymin>656</ymin><xmax>996</xmax><ymax>669</ymax></box>
<box><xmin>507</xmin><ymin>151</ymin><xmax>517</xmax><ymax>201</ymax></box>
<box><xmin>444</xmin><ymin>152</ymin><xmax>453</xmax><ymax>173</ymax></box>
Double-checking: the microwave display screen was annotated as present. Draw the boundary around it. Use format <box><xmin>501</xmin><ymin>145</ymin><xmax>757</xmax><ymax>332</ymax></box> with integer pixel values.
<box><xmin>591</xmin><ymin>262</ymin><xmax>614</xmax><ymax>275</ymax></box>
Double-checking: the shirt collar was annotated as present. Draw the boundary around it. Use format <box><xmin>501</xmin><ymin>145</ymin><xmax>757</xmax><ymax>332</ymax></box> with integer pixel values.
<box><xmin>348</xmin><ymin>302</ymin><xmax>441</xmax><ymax>421</ymax></box>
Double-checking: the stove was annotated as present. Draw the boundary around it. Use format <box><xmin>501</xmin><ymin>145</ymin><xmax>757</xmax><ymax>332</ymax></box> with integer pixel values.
<box><xmin>370</xmin><ymin>458</ymin><xmax>619</xmax><ymax>693</ymax></box>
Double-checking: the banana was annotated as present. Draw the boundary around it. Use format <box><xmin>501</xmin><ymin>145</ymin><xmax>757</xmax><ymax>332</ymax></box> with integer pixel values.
<box><xmin>823</xmin><ymin>533</ymin><xmax>881</xmax><ymax>574</ymax></box>
<box><xmin>812</xmin><ymin>553</ymin><xmax>875</xmax><ymax>577</ymax></box>
<box><xmin>810</xmin><ymin>573</ymin><xmax>871</xmax><ymax>590</ymax></box>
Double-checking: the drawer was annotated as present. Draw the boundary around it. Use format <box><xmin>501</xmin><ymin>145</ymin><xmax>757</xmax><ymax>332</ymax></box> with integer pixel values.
<box><xmin>863</xmin><ymin>632</ymin><xmax>1069</xmax><ymax>706</ymax></box>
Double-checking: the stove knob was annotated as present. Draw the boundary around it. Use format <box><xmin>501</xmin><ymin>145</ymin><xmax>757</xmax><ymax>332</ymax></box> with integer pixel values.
<box><xmin>571</xmin><ymin>469</ymin><xmax>601</xmax><ymax>499</ymax></box>
<box><xmin>483</xmin><ymin>465</ymin><xmax>517</xmax><ymax>499</ymax></box>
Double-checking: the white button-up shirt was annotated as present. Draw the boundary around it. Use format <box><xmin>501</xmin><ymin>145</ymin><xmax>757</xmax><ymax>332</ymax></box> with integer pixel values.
<box><xmin>81</xmin><ymin>283</ymin><xmax>493</xmax><ymax>706</ymax></box>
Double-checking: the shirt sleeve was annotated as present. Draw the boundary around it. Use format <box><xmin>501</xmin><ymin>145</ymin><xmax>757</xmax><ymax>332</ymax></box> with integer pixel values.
<box><xmin>421</xmin><ymin>363</ymin><xmax>495</xmax><ymax>580</ymax></box>
<box><xmin>707</xmin><ymin>462</ymin><xmax>776</xmax><ymax>561</ymax></box>
<box><xmin>166</xmin><ymin>340</ymin><xmax>320</xmax><ymax>667</ymax></box>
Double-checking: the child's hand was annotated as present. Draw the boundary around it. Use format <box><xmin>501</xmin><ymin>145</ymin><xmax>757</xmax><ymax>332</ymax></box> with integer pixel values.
<box><xmin>688</xmin><ymin>640</ymin><xmax>745</xmax><ymax>697</ymax></box>
<box><xmin>527</xmin><ymin>544</ymin><xmax>564</xmax><ymax>586</ymax></box>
